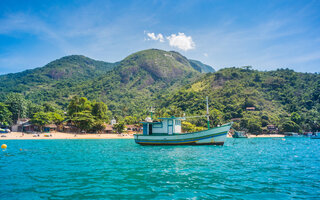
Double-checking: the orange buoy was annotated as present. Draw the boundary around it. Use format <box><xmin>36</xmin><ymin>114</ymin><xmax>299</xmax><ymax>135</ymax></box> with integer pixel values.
<box><xmin>1</xmin><ymin>144</ymin><xmax>7</xmax><ymax>149</ymax></box>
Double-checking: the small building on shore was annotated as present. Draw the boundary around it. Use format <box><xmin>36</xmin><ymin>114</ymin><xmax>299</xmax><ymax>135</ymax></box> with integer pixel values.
<box><xmin>104</xmin><ymin>125</ymin><xmax>114</xmax><ymax>134</ymax></box>
<box><xmin>44</xmin><ymin>124</ymin><xmax>57</xmax><ymax>133</ymax></box>
<box><xmin>246</xmin><ymin>107</ymin><xmax>256</xmax><ymax>111</ymax></box>
<box><xmin>63</xmin><ymin>125</ymin><xmax>78</xmax><ymax>133</ymax></box>
<box><xmin>267</xmin><ymin>125</ymin><xmax>277</xmax><ymax>131</ymax></box>
<box><xmin>111</xmin><ymin>118</ymin><xmax>117</xmax><ymax>125</ymax></box>
<box><xmin>21</xmin><ymin>122</ymin><xmax>40</xmax><ymax>133</ymax></box>
<box><xmin>126</xmin><ymin>125</ymin><xmax>141</xmax><ymax>133</ymax></box>
<box><xmin>11</xmin><ymin>118</ymin><xmax>41</xmax><ymax>133</ymax></box>
<box><xmin>12</xmin><ymin>118</ymin><xmax>30</xmax><ymax>132</ymax></box>
<box><xmin>231</xmin><ymin>118</ymin><xmax>241</xmax><ymax>122</ymax></box>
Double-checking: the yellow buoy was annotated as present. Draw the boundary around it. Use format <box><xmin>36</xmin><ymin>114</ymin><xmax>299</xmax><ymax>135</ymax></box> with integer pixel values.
<box><xmin>1</xmin><ymin>144</ymin><xmax>7</xmax><ymax>149</ymax></box>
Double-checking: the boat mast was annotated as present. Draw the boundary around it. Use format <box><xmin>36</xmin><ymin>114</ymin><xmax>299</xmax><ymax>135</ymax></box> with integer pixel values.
<box><xmin>150</xmin><ymin>106</ymin><xmax>154</xmax><ymax>121</ymax></box>
<box><xmin>206</xmin><ymin>96</ymin><xmax>210</xmax><ymax>129</ymax></box>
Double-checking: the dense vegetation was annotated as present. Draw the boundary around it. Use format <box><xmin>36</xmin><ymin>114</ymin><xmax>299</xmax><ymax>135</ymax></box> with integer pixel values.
<box><xmin>0</xmin><ymin>55</ymin><xmax>117</xmax><ymax>107</ymax></box>
<box><xmin>159</xmin><ymin>67</ymin><xmax>320</xmax><ymax>133</ymax></box>
<box><xmin>0</xmin><ymin>49</ymin><xmax>211</xmax><ymax>110</ymax></box>
<box><xmin>0</xmin><ymin>49</ymin><xmax>319</xmax><ymax>133</ymax></box>
<box><xmin>0</xmin><ymin>94</ymin><xmax>112</xmax><ymax>133</ymax></box>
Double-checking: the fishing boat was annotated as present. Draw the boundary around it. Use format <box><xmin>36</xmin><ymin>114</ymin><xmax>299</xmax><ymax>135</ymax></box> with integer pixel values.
<box><xmin>232</xmin><ymin>131</ymin><xmax>249</xmax><ymax>138</ymax></box>
<box><xmin>134</xmin><ymin>97</ymin><xmax>232</xmax><ymax>146</ymax></box>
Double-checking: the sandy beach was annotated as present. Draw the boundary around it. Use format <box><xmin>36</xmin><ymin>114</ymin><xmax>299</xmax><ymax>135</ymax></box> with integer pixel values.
<box><xmin>1</xmin><ymin>132</ymin><xmax>286</xmax><ymax>140</ymax></box>
<box><xmin>0</xmin><ymin>132</ymin><xmax>134</xmax><ymax>140</ymax></box>
<box><xmin>249</xmin><ymin>134</ymin><xmax>284</xmax><ymax>138</ymax></box>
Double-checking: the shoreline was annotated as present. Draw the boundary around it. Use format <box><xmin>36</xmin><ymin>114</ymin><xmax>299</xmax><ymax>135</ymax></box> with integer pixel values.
<box><xmin>249</xmin><ymin>134</ymin><xmax>285</xmax><ymax>138</ymax></box>
<box><xmin>0</xmin><ymin>132</ymin><xmax>134</xmax><ymax>140</ymax></box>
<box><xmin>0</xmin><ymin>132</ymin><xmax>287</xmax><ymax>140</ymax></box>
<box><xmin>227</xmin><ymin>134</ymin><xmax>285</xmax><ymax>138</ymax></box>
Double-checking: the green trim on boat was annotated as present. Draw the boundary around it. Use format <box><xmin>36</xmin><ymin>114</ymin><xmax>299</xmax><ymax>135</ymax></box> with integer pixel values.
<box><xmin>135</xmin><ymin>131</ymin><xmax>228</xmax><ymax>142</ymax></box>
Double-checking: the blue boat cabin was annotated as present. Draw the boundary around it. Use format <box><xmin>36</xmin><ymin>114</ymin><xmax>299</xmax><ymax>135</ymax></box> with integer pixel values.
<box><xmin>141</xmin><ymin>117</ymin><xmax>184</xmax><ymax>135</ymax></box>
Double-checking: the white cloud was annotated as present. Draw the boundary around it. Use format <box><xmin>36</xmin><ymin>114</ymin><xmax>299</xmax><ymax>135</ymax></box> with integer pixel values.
<box><xmin>146</xmin><ymin>32</ymin><xmax>164</xmax><ymax>42</ymax></box>
<box><xmin>144</xmin><ymin>32</ymin><xmax>195</xmax><ymax>51</ymax></box>
<box><xmin>166</xmin><ymin>32</ymin><xmax>195</xmax><ymax>51</ymax></box>
<box><xmin>204</xmin><ymin>53</ymin><xmax>208</xmax><ymax>57</ymax></box>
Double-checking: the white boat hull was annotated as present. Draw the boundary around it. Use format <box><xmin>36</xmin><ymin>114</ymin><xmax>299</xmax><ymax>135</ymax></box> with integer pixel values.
<box><xmin>134</xmin><ymin>123</ymin><xmax>231</xmax><ymax>145</ymax></box>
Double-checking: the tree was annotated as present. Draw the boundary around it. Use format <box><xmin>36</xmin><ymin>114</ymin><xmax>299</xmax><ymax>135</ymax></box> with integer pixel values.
<box><xmin>113</xmin><ymin>122</ymin><xmax>125</xmax><ymax>134</ymax></box>
<box><xmin>72</xmin><ymin>111</ymin><xmax>95</xmax><ymax>132</ymax></box>
<box><xmin>27</xmin><ymin>103</ymin><xmax>44</xmax><ymax>118</ymax></box>
<box><xmin>261</xmin><ymin>119</ymin><xmax>268</xmax><ymax>127</ymax></box>
<box><xmin>247</xmin><ymin>118</ymin><xmax>262</xmax><ymax>133</ymax></box>
<box><xmin>91</xmin><ymin>120</ymin><xmax>106</xmax><ymax>133</ymax></box>
<box><xmin>281</xmin><ymin>121</ymin><xmax>301</xmax><ymax>133</ymax></box>
<box><xmin>209</xmin><ymin>108</ymin><xmax>223</xmax><ymax>126</ymax></box>
<box><xmin>240</xmin><ymin>114</ymin><xmax>261</xmax><ymax>133</ymax></box>
<box><xmin>305</xmin><ymin>100</ymin><xmax>313</xmax><ymax>109</ymax></box>
<box><xmin>182</xmin><ymin>121</ymin><xmax>204</xmax><ymax>133</ymax></box>
<box><xmin>242</xmin><ymin>66</ymin><xmax>252</xmax><ymax>71</ymax></box>
<box><xmin>254</xmin><ymin>74</ymin><xmax>261</xmax><ymax>82</ymax></box>
<box><xmin>243</xmin><ymin>97</ymin><xmax>255</xmax><ymax>108</ymax></box>
<box><xmin>5</xmin><ymin>93</ymin><xmax>27</xmax><ymax>123</ymax></box>
<box><xmin>49</xmin><ymin>112</ymin><xmax>64</xmax><ymax>125</ymax></box>
<box><xmin>291</xmin><ymin>112</ymin><xmax>301</xmax><ymax>124</ymax></box>
<box><xmin>91</xmin><ymin>101</ymin><xmax>110</xmax><ymax>121</ymax></box>
<box><xmin>0</xmin><ymin>103</ymin><xmax>12</xmax><ymax>126</ymax></box>
<box><xmin>43</xmin><ymin>102</ymin><xmax>57</xmax><ymax>112</ymax></box>
<box><xmin>31</xmin><ymin>112</ymin><xmax>52</xmax><ymax>131</ymax></box>
<box><xmin>124</xmin><ymin>116</ymin><xmax>137</xmax><ymax>125</ymax></box>
<box><xmin>232</xmin><ymin>122</ymin><xmax>241</xmax><ymax>131</ymax></box>
<box><xmin>163</xmin><ymin>105</ymin><xmax>183</xmax><ymax>117</ymax></box>
<box><xmin>67</xmin><ymin>96</ymin><xmax>92</xmax><ymax>116</ymax></box>
<box><xmin>67</xmin><ymin>97</ymin><xmax>112</xmax><ymax>133</ymax></box>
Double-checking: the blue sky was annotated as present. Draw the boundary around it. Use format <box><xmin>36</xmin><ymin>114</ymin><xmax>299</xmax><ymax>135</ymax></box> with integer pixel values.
<box><xmin>0</xmin><ymin>0</ymin><xmax>319</xmax><ymax>74</ymax></box>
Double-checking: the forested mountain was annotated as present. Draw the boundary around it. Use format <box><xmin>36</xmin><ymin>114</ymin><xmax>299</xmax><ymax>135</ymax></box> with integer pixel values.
<box><xmin>73</xmin><ymin>49</ymin><xmax>203</xmax><ymax>116</ymax></box>
<box><xmin>0</xmin><ymin>49</ymin><xmax>211</xmax><ymax>115</ymax></box>
<box><xmin>0</xmin><ymin>55</ymin><xmax>117</xmax><ymax>98</ymax></box>
<box><xmin>1</xmin><ymin>49</ymin><xmax>319</xmax><ymax>133</ymax></box>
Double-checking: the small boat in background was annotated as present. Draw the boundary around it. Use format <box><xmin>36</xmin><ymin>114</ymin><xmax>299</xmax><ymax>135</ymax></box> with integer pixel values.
<box><xmin>284</xmin><ymin>132</ymin><xmax>303</xmax><ymax>137</ymax></box>
<box><xmin>0</xmin><ymin>128</ymin><xmax>10</xmax><ymax>133</ymax></box>
<box><xmin>311</xmin><ymin>132</ymin><xmax>320</xmax><ymax>139</ymax></box>
<box><xmin>232</xmin><ymin>131</ymin><xmax>249</xmax><ymax>138</ymax></box>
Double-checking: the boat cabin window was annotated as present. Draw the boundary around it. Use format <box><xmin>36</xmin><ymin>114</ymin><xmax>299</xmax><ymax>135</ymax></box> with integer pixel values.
<box><xmin>149</xmin><ymin>124</ymin><xmax>153</xmax><ymax>135</ymax></box>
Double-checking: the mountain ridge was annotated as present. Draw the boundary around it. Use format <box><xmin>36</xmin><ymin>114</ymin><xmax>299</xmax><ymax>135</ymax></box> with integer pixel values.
<box><xmin>0</xmin><ymin>49</ymin><xmax>213</xmax><ymax>113</ymax></box>
<box><xmin>0</xmin><ymin>50</ymin><xmax>319</xmax><ymax>133</ymax></box>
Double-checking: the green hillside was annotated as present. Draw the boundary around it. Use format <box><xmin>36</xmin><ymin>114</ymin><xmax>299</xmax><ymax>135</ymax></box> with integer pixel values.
<box><xmin>1</xmin><ymin>49</ymin><xmax>319</xmax><ymax>133</ymax></box>
<box><xmin>52</xmin><ymin>49</ymin><xmax>202</xmax><ymax>116</ymax></box>
<box><xmin>0</xmin><ymin>49</ymin><xmax>207</xmax><ymax>114</ymax></box>
<box><xmin>0</xmin><ymin>55</ymin><xmax>116</xmax><ymax>98</ymax></box>
<box><xmin>158</xmin><ymin>67</ymin><xmax>320</xmax><ymax>133</ymax></box>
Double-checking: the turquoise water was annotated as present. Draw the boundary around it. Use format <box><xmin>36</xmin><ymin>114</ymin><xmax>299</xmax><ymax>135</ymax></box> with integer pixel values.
<box><xmin>1</xmin><ymin>138</ymin><xmax>320</xmax><ymax>200</ymax></box>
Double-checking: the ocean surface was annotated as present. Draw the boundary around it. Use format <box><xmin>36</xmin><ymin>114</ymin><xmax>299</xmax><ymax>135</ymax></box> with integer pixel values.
<box><xmin>1</xmin><ymin>138</ymin><xmax>319</xmax><ymax>200</ymax></box>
